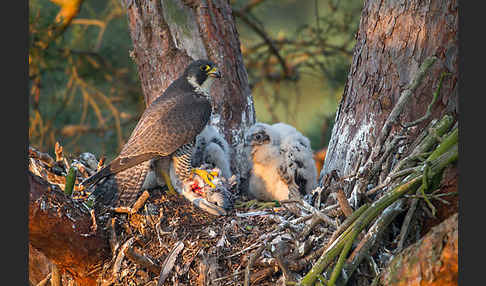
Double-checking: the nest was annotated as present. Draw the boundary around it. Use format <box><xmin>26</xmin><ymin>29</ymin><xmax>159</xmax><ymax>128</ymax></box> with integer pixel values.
<box><xmin>28</xmin><ymin>144</ymin><xmax>354</xmax><ymax>285</ymax></box>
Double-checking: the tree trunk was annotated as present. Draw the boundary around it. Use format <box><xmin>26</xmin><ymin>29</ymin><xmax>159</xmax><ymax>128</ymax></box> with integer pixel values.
<box><xmin>379</xmin><ymin>212</ymin><xmax>458</xmax><ymax>286</ymax></box>
<box><xmin>322</xmin><ymin>0</ymin><xmax>458</xmax><ymax>179</ymax></box>
<box><xmin>315</xmin><ymin>0</ymin><xmax>459</xmax><ymax>284</ymax></box>
<box><xmin>124</xmin><ymin>0</ymin><xmax>255</xmax><ymax>178</ymax></box>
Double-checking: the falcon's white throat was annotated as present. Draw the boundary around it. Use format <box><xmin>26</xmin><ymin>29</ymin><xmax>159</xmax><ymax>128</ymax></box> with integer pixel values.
<box><xmin>187</xmin><ymin>75</ymin><xmax>215</xmax><ymax>99</ymax></box>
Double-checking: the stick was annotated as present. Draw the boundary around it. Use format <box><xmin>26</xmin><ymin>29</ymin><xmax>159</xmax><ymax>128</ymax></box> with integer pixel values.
<box><xmin>244</xmin><ymin>243</ymin><xmax>266</xmax><ymax>286</ymax></box>
<box><xmin>35</xmin><ymin>273</ymin><xmax>52</xmax><ymax>286</ymax></box>
<box><xmin>396</xmin><ymin>197</ymin><xmax>419</xmax><ymax>253</ymax></box>
<box><xmin>51</xmin><ymin>264</ymin><xmax>61</xmax><ymax>286</ymax></box>
<box><xmin>158</xmin><ymin>241</ymin><xmax>185</xmax><ymax>286</ymax></box>
<box><xmin>212</xmin><ymin>270</ymin><xmax>245</xmax><ymax>282</ymax></box>
<box><xmin>112</xmin><ymin>237</ymin><xmax>136</xmax><ymax>278</ymax></box>
<box><xmin>362</xmin><ymin>56</ymin><xmax>437</xmax><ymax>176</ymax></box>
<box><xmin>335</xmin><ymin>189</ymin><xmax>353</xmax><ymax>218</ymax></box>
<box><xmin>402</xmin><ymin>72</ymin><xmax>450</xmax><ymax>128</ymax></box>
<box><xmin>300</xmin><ymin>145</ymin><xmax>457</xmax><ymax>286</ymax></box>
<box><xmin>125</xmin><ymin>247</ymin><xmax>160</xmax><ymax>275</ymax></box>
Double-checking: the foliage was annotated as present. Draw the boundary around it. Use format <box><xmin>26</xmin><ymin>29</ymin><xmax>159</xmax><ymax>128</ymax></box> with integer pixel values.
<box><xmin>29</xmin><ymin>0</ymin><xmax>143</xmax><ymax>159</ymax></box>
<box><xmin>28</xmin><ymin>0</ymin><xmax>363</xmax><ymax>159</ymax></box>
<box><xmin>233</xmin><ymin>0</ymin><xmax>363</xmax><ymax>147</ymax></box>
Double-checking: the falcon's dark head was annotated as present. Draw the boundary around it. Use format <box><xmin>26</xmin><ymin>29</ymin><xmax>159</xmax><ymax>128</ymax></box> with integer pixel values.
<box><xmin>184</xmin><ymin>60</ymin><xmax>221</xmax><ymax>93</ymax></box>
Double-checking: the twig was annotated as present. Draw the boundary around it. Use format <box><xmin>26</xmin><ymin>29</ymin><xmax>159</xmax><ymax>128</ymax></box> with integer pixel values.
<box><xmin>396</xmin><ymin>197</ymin><xmax>419</xmax><ymax>253</ymax></box>
<box><xmin>281</xmin><ymin>198</ymin><xmax>338</xmax><ymax>228</ymax></box>
<box><xmin>112</xmin><ymin>237</ymin><xmax>136</xmax><ymax>278</ymax></box>
<box><xmin>35</xmin><ymin>273</ymin><xmax>51</xmax><ymax>286</ymax></box>
<box><xmin>233</xmin><ymin>10</ymin><xmax>291</xmax><ymax>78</ymax></box>
<box><xmin>89</xmin><ymin>209</ymin><xmax>97</xmax><ymax>233</ymax></box>
<box><xmin>244</xmin><ymin>243</ymin><xmax>267</xmax><ymax>286</ymax></box>
<box><xmin>418</xmin><ymin>162</ymin><xmax>436</xmax><ymax>216</ymax></box>
<box><xmin>327</xmin><ymin>218</ymin><xmax>360</xmax><ymax>286</ymax></box>
<box><xmin>425</xmin><ymin>127</ymin><xmax>458</xmax><ymax>162</ymax></box>
<box><xmin>298</xmin><ymin>215</ymin><xmax>322</xmax><ymax>241</ymax></box>
<box><xmin>370</xmin><ymin>273</ymin><xmax>381</xmax><ymax>286</ymax></box>
<box><xmin>125</xmin><ymin>247</ymin><xmax>160</xmax><ymax>275</ymax></box>
<box><xmin>366</xmin><ymin>178</ymin><xmax>392</xmax><ymax>196</ymax></box>
<box><xmin>299</xmin><ymin>144</ymin><xmax>458</xmax><ymax>286</ymax></box>
<box><xmin>52</xmin><ymin>264</ymin><xmax>63</xmax><ymax>286</ymax></box>
<box><xmin>335</xmin><ymin>189</ymin><xmax>353</xmax><ymax>218</ymax></box>
<box><xmin>370</xmin><ymin>135</ymin><xmax>407</xmax><ymax>176</ymax></box>
<box><xmin>362</xmin><ymin>56</ymin><xmax>438</xmax><ymax>176</ymax></box>
<box><xmin>212</xmin><ymin>270</ymin><xmax>245</xmax><ymax>282</ymax></box>
<box><xmin>227</xmin><ymin>241</ymin><xmax>262</xmax><ymax>258</ymax></box>
<box><xmin>108</xmin><ymin>218</ymin><xmax>119</xmax><ymax>257</ymax></box>
<box><xmin>274</xmin><ymin>242</ymin><xmax>294</xmax><ymax>282</ymax></box>
<box><xmin>111</xmin><ymin>191</ymin><xmax>150</xmax><ymax>215</ymax></box>
<box><xmin>251</xmin><ymin>267</ymin><xmax>278</xmax><ymax>284</ymax></box>
<box><xmin>337</xmin><ymin>200</ymin><xmax>405</xmax><ymax>285</ymax></box>
<box><xmin>368</xmin><ymin>115</ymin><xmax>455</xmax><ymax>196</ymax></box>
<box><xmin>29</xmin><ymin>146</ymin><xmax>56</xmax><ymax>167</ymax></box>
<box><xmin>402</xmin><ymin>72</ymin><xmax>450</xmax><ymax>128</ymax></box>
<box><xmin>327</xmin><ymin>203</ymin><xmax>369</xmax><ymax>247</ymax></box>
<box><xmin>390</xmin><ymin>115</ymin><xmax>454</xmax><ymax>175</ymax></box>
<box><xmin>157</xmin><ymin>241</ymin><xmax>185</xmax><ymax>286</ymax></box>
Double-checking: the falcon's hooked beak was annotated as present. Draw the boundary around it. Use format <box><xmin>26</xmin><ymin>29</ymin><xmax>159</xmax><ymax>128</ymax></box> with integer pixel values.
<box><xmin>208</xmin><ymin>66</ymin><xmax>222</xmax><ymax>78</ymax></box>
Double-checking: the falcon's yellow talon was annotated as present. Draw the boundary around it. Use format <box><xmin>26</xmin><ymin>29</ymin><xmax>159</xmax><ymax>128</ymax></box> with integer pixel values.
<box><xmin>192</xmin><ymin>168</ymin><xmax>217</xmax><ymax>188</ymax></box>
<box><xmin>160</xmin><ymin>170</ymin><xmax>177</xmax><ymax>195</ymax></box>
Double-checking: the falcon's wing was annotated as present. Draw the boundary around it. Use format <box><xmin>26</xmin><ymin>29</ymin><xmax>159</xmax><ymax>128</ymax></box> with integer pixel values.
<box><xmin>120</xmin><ymin>90</ymin><xmax>212</xmax><ymax>160</ymax></box>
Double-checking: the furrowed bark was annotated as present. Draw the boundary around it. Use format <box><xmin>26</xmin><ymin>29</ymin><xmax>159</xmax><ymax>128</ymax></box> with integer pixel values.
<box><xmin>322</xmin><ymin>0</ymin><xmax>458</xmax><ymax>179</ymax></box>
<box><xmin>379</xmin><ymin>213</ymin><xmax>458</xmax><ymax>286</ymax></box>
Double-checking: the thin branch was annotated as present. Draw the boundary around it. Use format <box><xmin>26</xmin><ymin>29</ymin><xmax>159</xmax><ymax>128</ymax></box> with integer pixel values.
<box><xmin>239</xmin><ymin>0</ymin><xmax>267</xmax><ymax>13</ymax></box>
<box><xmin>233</xmin><ymin>10</ymin><xmax>291</xmax><ymax>78</ymax></box>
<box><xmin>402</xmin><ymin>72</ymin><xmax>450</xmax><ymax>128</ymax></box>
<box><xmin>396</xmin><ymin>197</ymin><xmax>419</xmax><ymax>253</ymax></box>
<box><xmin>244</xmin><ymin>243</ymin><xmax>266</xmax><ymax>286</ymax></box>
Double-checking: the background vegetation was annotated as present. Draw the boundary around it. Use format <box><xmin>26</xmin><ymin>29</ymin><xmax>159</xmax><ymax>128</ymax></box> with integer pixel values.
<box><xmin>29</xmin><ymin>0</ymin><xmax>363</xmax><ymax>159</ymax></box>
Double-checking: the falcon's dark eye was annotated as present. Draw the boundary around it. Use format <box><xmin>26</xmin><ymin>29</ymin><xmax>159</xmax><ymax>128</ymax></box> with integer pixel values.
<box><xmin>254</xmin><ymin>134</ymin><xmax>262</xmax><ymax>141</ymax></box>
<box><xmin>200</xmin><ymin>65</ymin><xmax>211</xmax><ymax>71</ymax></box>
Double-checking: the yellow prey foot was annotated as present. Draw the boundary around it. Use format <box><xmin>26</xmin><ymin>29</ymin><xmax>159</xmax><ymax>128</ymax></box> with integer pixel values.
<box><xmin>192</xmin><ymin>168</ymin><xmax>219</xmax><ymax>188</ymax></box>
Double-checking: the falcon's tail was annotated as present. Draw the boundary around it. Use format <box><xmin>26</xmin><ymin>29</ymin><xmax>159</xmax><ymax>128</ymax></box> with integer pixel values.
<box><xmin>80</xmin><ymin>163</ymin><xmax>115</xmax><ymax>188</ymax></box>
<box><xmin>81</xmin><ymin>153</ymin><xmax>158</xmax><ymax>188</ymax></box>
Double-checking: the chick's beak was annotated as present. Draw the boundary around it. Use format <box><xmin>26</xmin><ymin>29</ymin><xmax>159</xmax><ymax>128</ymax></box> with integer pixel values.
<box><xmin>208</xmin><ymin>67</ymin><xmax>222</xmax><ymax>78</ymax></box>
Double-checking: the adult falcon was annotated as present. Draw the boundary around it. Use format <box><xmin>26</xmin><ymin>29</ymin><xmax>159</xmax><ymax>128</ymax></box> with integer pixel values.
<box><xmin>81</xmin><ymin>59</ymin><xmax>223</xmax><ymax>214</ymax></box>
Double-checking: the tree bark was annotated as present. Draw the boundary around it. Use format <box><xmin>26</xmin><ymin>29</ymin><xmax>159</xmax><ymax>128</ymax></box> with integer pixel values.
<box><xmin>124</xmin><ymin>0</ymin><xmax>255</xmax><ymax>178</ymax></box>
<box><xmin>315</xmin><ymin>1</ymin><xmax>459</xmax><ymax>284</ymax></box>
<box><xmin>29</xmin><ymin>243</ymin><xmax>53</xmax><ymax>285</ymax></box>
<box><xmin>379</xmin><ymin>212</ymin><xmax>458</xmax><ymax>286</ymax></box>
<box><xmin>29</xmin><ymin>172</ymin><xmax>111</xmax><ymax>286</ymax></box>
<box><xmin>322</xmin><ymin>0</ymin><xmax>458</xmax><ymax>178</ymax></box>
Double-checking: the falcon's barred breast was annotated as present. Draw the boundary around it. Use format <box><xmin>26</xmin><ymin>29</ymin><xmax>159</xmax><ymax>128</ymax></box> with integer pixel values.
<box><xmin>81</xmin><ymin>59</ymin><xmax>222</xmax><ymax>207</ymax></box>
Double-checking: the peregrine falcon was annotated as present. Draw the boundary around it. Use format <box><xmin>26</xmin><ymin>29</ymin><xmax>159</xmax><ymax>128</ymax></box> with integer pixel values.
<box><xmin>81</xmin><ymin>60</ymin><xmax>223</xmax><ymax>212</ymax></box>
<box><xmin>244</xmin><ymin>122</ymin><xmax>317</xmax><ymax>202</ymax></box>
